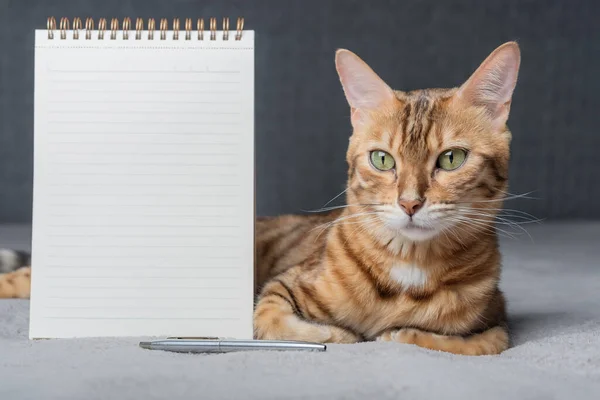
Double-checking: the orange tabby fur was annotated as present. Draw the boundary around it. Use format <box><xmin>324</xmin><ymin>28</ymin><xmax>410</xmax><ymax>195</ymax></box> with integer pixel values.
<box><xmin>254</xmin><ymin>42</ymin><xmax>520</xmax><ymax>355</ymax></box>
<box><xmin>0</xmin><ymin>43</ymin><xmax>520</xmax><ymax>357</ymax></box>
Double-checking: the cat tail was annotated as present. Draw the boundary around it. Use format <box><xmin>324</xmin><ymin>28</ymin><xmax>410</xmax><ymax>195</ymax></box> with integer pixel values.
<box><xmin>0</xmin><ymin>249</ymin><xmax>31</xmax><ymax>299</ymax></box>
<box><xmin>0</xmin><ymin>249</ymin><xmax>31</xmax><ymax>274</ymax></box>
<box><xmin>377</xmin><ymin>325</ymin><xmax>510</xmax><ymax>356</ymax></box>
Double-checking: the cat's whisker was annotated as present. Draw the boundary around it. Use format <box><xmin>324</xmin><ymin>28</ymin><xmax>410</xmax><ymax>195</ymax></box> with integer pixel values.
<box><xmin>428</xmin><ymin>205</ymin><xmax>542</xmax><ymax>228</ymax></box>
<box><xmin>326</xmin><ymin>215</ymin><xmax>384</xmax><ymax>232</ymax></box>
<box><xmin>445</xmin><ymin>216</ymin><xmax>520</xmax><ymax>240</ymax></box>
<box><xmin>342</xmin><ymin>217</ymin><xmax>382</xmax><ymax>247</ymax></box>
<box><xmin>499</xmin><ymin>215</ymin><xmax>543</xmax><ymax>224</ymax></box>
<box><xmin>455</xmin><ymin>207</ymin><xmax>542</xmax><ymax>223</ymax></box>
<box><xmin>459</xmin><ymin>191</ymin><xmax>538</xmax><ymax>204</ymax></box>
<box><xmin>465</xmin><ymin>215</ymin><xmax>538</xmax><ymax>230</ymax></box>
<box><xmin>447</xmin><ymin>221</ymin><xmax>516</xmax><ymax>242</ymax></box>
<box><xmin>301</xmin><ymin>203</ymin><xmax>383</xmax><ymax>213</ymax></box>
<box><xmin>462</xmin><ymin>217</ymin><xmax>528</xmax><ymax>237</ymax></box>
<box><xmin>320</xmin><ymin>187</ymin><xmax>349</xmax><ymax>209</ymax></box>
<box><xmin>453</xmin><ymin>206</ymin><xmax>541</xmax><ymax>238</ymax></box>
<box><xmin>421</xmin><ymin>217</ymin><xmax>469</xmax><ymax>249</ymax></box>
<box><xmin>321</xmin><ymin>211</ymin><xmax>382</xmax><ymax>226</ymax></box>
<box><xmin>332</xmin><ymin>216</ymin><xmax>382</xmax><ymax>247</ymax></box>
<box><xmin>439</xmin><ymin>227</ymin><xmax>454</xmax><ymax>248</ymax></box>
<box><xmin>491</xmin><ymin>207</ymin><xmax>537</xmax><ymax>214</ymax></box>
<box><xmin>464</xmin><ymin>223</ymin><xmax>520</xmax><ymax>241</ymax></box>
<box><xmin>441</xmin><ymin>223</ymin><xmax>477</xmax><ymax>247</ymax></box>
<box><xmin>454</xmin><ymin>209</ymin><xmax>538</xmax><ymax>241</ymax></box>
<box><xmin>310</xmin><ymin>211</ymin><xmax>383</xmax><ymax>240</ymax></box>
<box><xmin>448</xmin><ymin>217</ymin><xmax>488</xmax><ymax>240</ymax></box>
<box><xmin>495</xmin><ymin>188</ymin><xmax>539</xmax><ymax>200</ymax></box>
<box><xmin>487</xmin><ymin>214</ymin><xmax>542</xmax><ymax>224</ymax></box>
<box><xmin>457</xmin><ymin>210</ymin><xmax>539</xmax><ymax>225</ymax></box>
<box><xmin>474</xmin><ymin>218</ymin><xmax>533</xmax><ymax>242</ymax></box>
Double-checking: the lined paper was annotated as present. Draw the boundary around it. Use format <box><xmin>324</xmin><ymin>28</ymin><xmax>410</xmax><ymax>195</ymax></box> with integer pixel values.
<box><xmin>30</xmin><ymin>30</ymin><xmax>255</xmax><ymax>338</ymax></box>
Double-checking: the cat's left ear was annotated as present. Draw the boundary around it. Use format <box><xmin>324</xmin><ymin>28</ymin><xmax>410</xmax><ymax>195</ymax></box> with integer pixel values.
<box><xmin>335</xmin><ymin>49</ymin><xmax>398</xmax><ymax>126</ymax></box>
<box><xmin>455</xmin><ymin>42</ymin><xmax>521</xmax><ymax>130</ymax></box>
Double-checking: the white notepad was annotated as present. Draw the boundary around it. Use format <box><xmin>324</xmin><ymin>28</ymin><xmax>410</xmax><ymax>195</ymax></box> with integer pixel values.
<box><xmin>29</xmin><ymin>18</ymin><xmax>255</xmax><ymax>339</ymax></box>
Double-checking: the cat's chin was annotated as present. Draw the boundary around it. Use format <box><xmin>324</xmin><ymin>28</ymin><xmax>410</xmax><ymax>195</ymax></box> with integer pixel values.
<box><xmin>397</xmin><ymin>223</ymin><xmax>440</xmax><ymax>242</ymax></box>
<box><xmin>381</xmin><ymin>218</ymin><xmax>441</xmax><ymax>242</ymax></box>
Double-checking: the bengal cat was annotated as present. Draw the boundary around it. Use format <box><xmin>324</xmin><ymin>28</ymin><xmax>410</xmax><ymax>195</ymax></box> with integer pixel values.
<box><xmin>1</xmin><ymin>42</ymin><xmax>520</xmax><ymax>355</ymax></box>
<box><xmin>253</xmin><ymin>42</ymin><xmax>520</xmax><ymax>355</ymax></box>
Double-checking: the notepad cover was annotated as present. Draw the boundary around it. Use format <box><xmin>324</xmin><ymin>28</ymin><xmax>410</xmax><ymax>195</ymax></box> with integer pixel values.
<box><xmin>29</xmin><ymin>28</ymin><xmax>255</xmax><ymax>339</ymax></box>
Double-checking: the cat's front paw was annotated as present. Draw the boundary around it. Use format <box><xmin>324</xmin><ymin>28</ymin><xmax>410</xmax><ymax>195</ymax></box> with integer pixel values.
<box><xmin>326</xmin><ymin>325</ymin><xmax>362</xmax><ymax>344</ymax></box>
<box><xmin>254</xmin><ymin>314</ymin><xmax>361</xmax><ymax>344</ymax></box>
<box><xmin>376</xmin><ymin>328</ymin><xmax>425</xmax><ymax>345</ymax></box>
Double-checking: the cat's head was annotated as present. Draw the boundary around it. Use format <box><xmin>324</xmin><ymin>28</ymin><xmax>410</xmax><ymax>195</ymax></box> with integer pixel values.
<box><xmin>335</xmin><ymin>42</ymin><xmax>520</xmax><ymax>242</ymax></box>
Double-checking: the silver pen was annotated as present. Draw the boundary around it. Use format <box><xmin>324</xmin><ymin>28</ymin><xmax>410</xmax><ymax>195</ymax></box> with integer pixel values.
<box><xmin>139</xmin><ymin>337</ymin><xmax>326</xmax><ymax>353</ymax></box>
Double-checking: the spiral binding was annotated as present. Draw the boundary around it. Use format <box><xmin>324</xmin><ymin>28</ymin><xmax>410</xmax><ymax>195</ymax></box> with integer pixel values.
<box><xmin>46</xmin><ymin>16</ymin><xmax>245</xmax><ymax>41</ymax></box>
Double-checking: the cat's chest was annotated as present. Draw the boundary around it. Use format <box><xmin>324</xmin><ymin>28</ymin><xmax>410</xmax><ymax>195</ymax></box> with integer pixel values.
<box><xmin>387</xmin><ymin>263</ymin><xmax>430</xmax><ymax>290</ymax></box>
<box><xmin>339</xmin><ymin>262</ymin><xmax>473</xmax><ymax>337</ymax></box>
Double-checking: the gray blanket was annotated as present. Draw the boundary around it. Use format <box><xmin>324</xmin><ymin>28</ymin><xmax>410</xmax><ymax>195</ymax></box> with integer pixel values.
<box><xmin>1</xmin><ymin>222</ymin><xmax>599</xmax><ymax>399</ymax></box>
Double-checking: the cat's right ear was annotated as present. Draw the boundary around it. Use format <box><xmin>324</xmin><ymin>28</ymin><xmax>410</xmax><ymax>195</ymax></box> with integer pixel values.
<box><xmin>335</xmin><ymin>49</ymin><xmax>397</xmax><ymax>126</ymax></box>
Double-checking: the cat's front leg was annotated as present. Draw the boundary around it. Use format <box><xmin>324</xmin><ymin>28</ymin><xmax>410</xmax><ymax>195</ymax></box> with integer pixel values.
<box><xmin>254</xmin><ymin>277</ymin><xmax>360</xmax><ymax>344</ymax></box>
<box><xmin>375</xmin><ymin>326</ymin><xmax>509</xmax><ymax>355</ymax></box>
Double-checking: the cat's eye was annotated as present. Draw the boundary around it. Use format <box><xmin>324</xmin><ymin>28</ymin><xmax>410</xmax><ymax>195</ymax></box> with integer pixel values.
<box><xmin>370</xmin><ymin>150</ymin><xmax>396</xmax><ymax>171</ymax></box>
<box><xmin>437</xmin><ymin>149</ymin><xmax>467</xmax><ymax>171</ymax></box>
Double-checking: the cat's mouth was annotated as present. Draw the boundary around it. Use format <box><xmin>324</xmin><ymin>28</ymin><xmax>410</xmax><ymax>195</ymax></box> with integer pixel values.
<box><xmin>376</xmin><ymin>206</ymin><xmax>443</xmax><ymax>241</ymax></box>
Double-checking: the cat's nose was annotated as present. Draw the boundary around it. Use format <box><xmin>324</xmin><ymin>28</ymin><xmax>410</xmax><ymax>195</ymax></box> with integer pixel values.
<box><xmin>399</xmin><ymin>199</ymin><xmax>424</xmax><ymax>216</ymax></box>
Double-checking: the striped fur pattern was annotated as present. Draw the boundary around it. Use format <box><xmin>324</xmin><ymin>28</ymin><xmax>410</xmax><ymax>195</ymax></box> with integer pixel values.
<box><xmin>254</xmin><ymin>42</ymin><xmax>521</xmax><ymax>355</ymax></box>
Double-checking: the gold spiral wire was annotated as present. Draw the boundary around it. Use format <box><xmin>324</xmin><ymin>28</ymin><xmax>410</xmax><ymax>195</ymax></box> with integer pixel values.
<box><xmin>209</xmin><ymin>17</ymin><xmax>217</xmax><ymax>40</ymax></box>
<box><xmin>110</xmin><ymin>18</ymin><xmax>119</xmax><ymax>40</ymax></box>
<box><xmin>159</xmin><ymin>18</ymin><xmax>167</xmax><ymax>40</ymax></box>
<box><xmin>172</xmin><ymin>18</ymin><xmax>180</xmax><ymax>40</ymax></box>
<box><xmin>59</xmin><ymin>17</ymin><xmax>69</xmax><ymax>39</ymax></box>
<box><xmin>72</xmin><ymin>17</ymin><xmax>82</xmax><ymax>39</ymax></box>
<box><xmin>185</xmin><ymin>18</ymin><xmax>192</xmax><ymax>40</ymax></box>
<box><xmin>135</xmin><ymin>18</ymin><xmax>143</xmax><ymax>40</ymax></box>
<box><xmin>235</xmin><ymin>17</ymin><xmax>244</xmax><ymax>40</ymax></box>
<box><xmin>147</xmin><ymin>18</ymin><xmax>155</xmax><ymax>40</ymax></box>
<box><xmin>45</xmin><ymin>16</ymin><xmax>245</xmax><ymax>40</ymax></box>
<box><xmin>123</xmin><ymin>17</ymin><xmax>131</xmax><ymax>40</ymax></box>
<box><xmin>222</xmin><ymin>17</ymin><xmax>229</xmax><ymax>40</ymax></box>
<box><xmin>85</xmin><ymin>18</ymin><xmax>94</xmax><ymax>39</ymax></box>
<box><xmin>197</xmin><ymin>18</ymin><xmax>204</xmax><ymax>40</ymax></box>
<box><xmin>47</xmin><ymin>17</ymin><xmax>56</xmax><ymax>39</ymax></box>
<box><xmin>98</xmin><ymin>18</ymin><xmax>107</xmax><ymax>40</ymax></box>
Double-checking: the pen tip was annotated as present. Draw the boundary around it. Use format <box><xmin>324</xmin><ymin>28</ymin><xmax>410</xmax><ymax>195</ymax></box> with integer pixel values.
<box><xmin>139</xmin><ymin>341</ymin><xmax>152</xmax><ymax>349</ymax></box>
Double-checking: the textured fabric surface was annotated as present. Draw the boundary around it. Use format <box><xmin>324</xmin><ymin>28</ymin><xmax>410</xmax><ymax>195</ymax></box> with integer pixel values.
<box><xmin>1</xmin><ymin>222</ymin><xmax>599</xmax><ymax>399</ymax></box>
<box><xmin>1</xmin><ymin>0</ymin><xmax>599</xmax><ymax>222</ymax></box>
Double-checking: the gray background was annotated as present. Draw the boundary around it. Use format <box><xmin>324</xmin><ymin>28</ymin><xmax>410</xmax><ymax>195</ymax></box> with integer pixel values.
<box><xmin>0</xmin><ymin>0</ymin><xmax>598</xmax><ymax>223</ymax></box>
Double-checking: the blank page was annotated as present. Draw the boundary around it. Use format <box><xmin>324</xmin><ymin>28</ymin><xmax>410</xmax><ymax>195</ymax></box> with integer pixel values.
<box><xmin>30</xmin><ymin>24</ymin><xmax>255</xmax><ymax>339</ymax></box>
